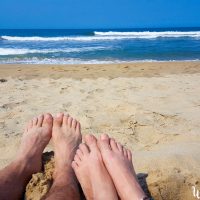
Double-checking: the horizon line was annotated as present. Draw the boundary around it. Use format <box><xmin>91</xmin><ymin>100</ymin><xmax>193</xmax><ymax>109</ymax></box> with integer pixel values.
<box><xmin>1</xmin><ymin>26</ymin><xmax>200</xmax><ymax>30</ymax></box>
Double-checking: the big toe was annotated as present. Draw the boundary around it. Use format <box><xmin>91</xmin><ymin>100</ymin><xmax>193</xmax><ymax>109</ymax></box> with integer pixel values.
<box><xmin>43</xmin><ymin>113</ymin><xmax>53</xmax><ymax>127</ymax></box>
<box><xmin>98</xmin><ymin>134</ymin><xmax>111</xmax><ymax>151</ymax></box>
<box><xmin>53</xmin><ymin>113</ymin><xmax>64</xmax><ymax>127</ymax></box>
<box><xmin>84</xmin><ymin>134</ymin><xmax>98</xmax><ymax>151</ymax></box>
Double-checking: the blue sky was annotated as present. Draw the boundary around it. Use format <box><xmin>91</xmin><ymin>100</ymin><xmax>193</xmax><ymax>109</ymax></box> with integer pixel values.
<box><xmin>0</xmin><ymin>0</ymin><xmax>200</xmax><ymax>29</ymax></box>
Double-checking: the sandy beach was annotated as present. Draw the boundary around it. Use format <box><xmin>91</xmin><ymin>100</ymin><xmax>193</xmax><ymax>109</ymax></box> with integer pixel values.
<box><xmin>0</xmin><ymin>62</ymin><xmax>200</xmax><ymax>199</ymax></box>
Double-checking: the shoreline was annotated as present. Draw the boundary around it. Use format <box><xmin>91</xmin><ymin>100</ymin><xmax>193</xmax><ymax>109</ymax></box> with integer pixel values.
<box><xmin>0</xmin><ymin>61</ymin><xmax>200</xmax><ymax>80</ymax></box>
<box><xmin>0</xmin><ymin>59</ymin><xmax>200</xmax><ymax>65</ymax></box>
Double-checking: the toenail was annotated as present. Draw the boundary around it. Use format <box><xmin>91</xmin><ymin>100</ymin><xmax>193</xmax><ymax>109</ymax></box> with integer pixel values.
<box><xmin>56</xmin><ymin>113</ymin><xmax>63</xmax><ymax>117</ymax></box>
<box><xmin>84</xmin><ymin>134</ymin><xmax>90</xmax><ymax>139</ymax></box>
<box><xmin>100</xmin><ymin>134</ymin><xmax>108</xmax><ymax>140</ymax></box>
<box><xmin>45</xmin><ymin>115</ymin><xmax>50</xmax><ymax>119</ymax></box>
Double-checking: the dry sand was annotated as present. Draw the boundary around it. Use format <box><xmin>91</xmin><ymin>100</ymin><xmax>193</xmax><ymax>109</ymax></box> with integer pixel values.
<box><xmin>0</xmin><ymin>62</ymin><xmax>200</xmax><ymax>199</ymax></box>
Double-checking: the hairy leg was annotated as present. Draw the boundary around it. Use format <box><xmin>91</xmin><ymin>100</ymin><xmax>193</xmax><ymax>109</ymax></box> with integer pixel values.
<box><xmin>0</xmin><ymin>114</ymin><xmax>53</xmax><ymax>200</ymax></box>
<box><xmin>44</xmin><ymin>113</ymin><xmax>81</xmax><ymax>200</ymax></box>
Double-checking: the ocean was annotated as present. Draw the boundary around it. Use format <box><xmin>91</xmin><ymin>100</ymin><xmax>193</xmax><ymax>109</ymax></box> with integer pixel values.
<box><xmin>0</xmin><ymin>28</ymin><xmax>200</xmax><ymax>64</ymax></box>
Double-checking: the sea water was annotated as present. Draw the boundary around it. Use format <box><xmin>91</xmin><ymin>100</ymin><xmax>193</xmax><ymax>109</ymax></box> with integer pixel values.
<box><xmin>0</xmin><ymin>28</ymin><xmax>200</xmax><ymax>64</ymax></box>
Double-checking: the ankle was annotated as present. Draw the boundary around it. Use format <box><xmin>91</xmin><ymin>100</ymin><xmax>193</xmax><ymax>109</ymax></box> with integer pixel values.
<box><xmin>11</xmin><ymin>158</ymin><xmax>29</xmax><ymax>173</ymax></box>
<box><xmin>2</xmin><ymin>159</ymin><xmax>33</xmax><ymax>186</ymax></box>
<box><xmin>53</xmin><ymin>169</ymin><xmax>78</xmax><ymax>190</ymax></box>
<box><xmin>14</xmin><ymin>155</ymin><xmax>41</xmax><ymax>175</ymax></box>
<box><xmin>53</xmin><ymin>166</ymin><xmax>74</xmax><ymax>180</ymax></box>
<box><xmin>126</xmin><ymin>181</ymin><xmax>146</xmax><ymax>200</ymax></box>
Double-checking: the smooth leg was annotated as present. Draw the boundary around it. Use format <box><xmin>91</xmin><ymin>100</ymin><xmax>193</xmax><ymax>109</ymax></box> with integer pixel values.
<box><xmin>72</xmin><ymin>134</ymin><xmax>118</xmax><ymax>200</ymax></box>
<box><xmin>98</xmin><ymin>134</ymin><xmax>146</xmax><ymax>200</ymax></box>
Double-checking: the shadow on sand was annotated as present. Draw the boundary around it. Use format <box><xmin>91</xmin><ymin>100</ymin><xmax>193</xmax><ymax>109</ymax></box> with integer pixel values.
<box><xmin>137</xmin><ymin>173</ymin><xmax>154</xmax><ymax>199</ymax></box>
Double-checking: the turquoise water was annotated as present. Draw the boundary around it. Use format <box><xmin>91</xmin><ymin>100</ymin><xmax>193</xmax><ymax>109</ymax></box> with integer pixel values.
<box><xmin>0</xmin><ymin>28</ymin><xmax>200</xmax><ymax>64</ymax></box>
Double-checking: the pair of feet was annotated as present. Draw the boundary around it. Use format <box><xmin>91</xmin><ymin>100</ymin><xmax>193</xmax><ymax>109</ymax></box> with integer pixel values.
<box><xmin>16</xmin><ymin>113</ymin><xmax>146</xmax><ymax>200</ymax></box>
<box><xmin>73</xmin><ymin>134</ymin><xmax>146</xmax><ymax>200</ymax></box>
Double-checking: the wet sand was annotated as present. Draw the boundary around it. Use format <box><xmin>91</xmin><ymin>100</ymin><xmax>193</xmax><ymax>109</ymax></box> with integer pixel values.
<box><xmin>0</xmin><ymin>62</ymin><xmax>200</xmax><ymax>200</ymax></box>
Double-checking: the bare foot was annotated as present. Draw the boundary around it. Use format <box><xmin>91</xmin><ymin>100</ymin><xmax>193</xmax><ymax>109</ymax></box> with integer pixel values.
<box><xmin>72</xmin><ymin>134</ymin><xmax>118</xmax><ymax>200</ymax></box>
<box><xmin>52</xmin><ymin>113</ymin><xmax>82</xmax><ymax>178</ymax></box>
<box><xmin>16</xmin><ymin>113</ymin><xmax>53</xmax><ymax>174</ymax></box>
<box><xmin>43</xmin><ymin>113</ymin><xmax>81</xmax><ymax>200</ymax></box>
<box><xmin>0</xmin><ymin>114</ymin><xmax>53</xmax><ymax>200</ymax></box>
<box><xmin>98</xmin><ymin>134</ymin><xmax>146</xmax><ymax>200</ymax></box>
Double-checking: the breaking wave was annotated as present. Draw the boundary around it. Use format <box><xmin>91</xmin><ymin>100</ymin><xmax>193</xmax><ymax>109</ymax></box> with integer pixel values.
<box><xmin>2</xmin><ymin>31</ymin><xmax>200</xmax><ymax>42</ymax></box>
<box><xmin>0</xmin><ymin>46</ymin><xmax>111</xmax><ymax>55</ymax></box>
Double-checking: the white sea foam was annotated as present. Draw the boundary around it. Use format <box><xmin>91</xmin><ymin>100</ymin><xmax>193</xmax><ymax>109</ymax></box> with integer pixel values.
<box><xmin>94</xmin><ymin>31</ymin><xmax>200</xmax><ymax>38</ymax></box>
<box><xmin>1</xmin><ymin>57</ymin><xmax>199</xmax><ymax>65</ymax></box>
<box><xmin>1</xmin><ymin>35</ymin><xmax>137</xmax><ymax>41</ymax></box>
<box><xmin>1</xmin><ymin>36</ymin><xmax>69</xmax><ymax>41</ymax></box>
<box><xmin>2</xmin><ymin>31</ymin><xmax>200</xmax><ymax>42</ymax></box>
<box><xmin>0</xmin><ymin>46</ymin><xmax>110</xmax><ymax>55</ymax></box>
<box><xmin>1</xmin><ymin>36</ymin><xmax>110</xmax><ymax>41</ymax></box>
<box><xmin>0</xmin><ymin>58</ymin><xmax>120</xmax><ymax>64</ymax></box>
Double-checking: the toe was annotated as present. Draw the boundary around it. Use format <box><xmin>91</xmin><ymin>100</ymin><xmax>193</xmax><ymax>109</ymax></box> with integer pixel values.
<box><xmin>84</xmin><ymin>134</ymin><xmax>98</xmax><ymax>151</ymax></box>
<box><xmin>123</xmin><ymin>147</ymin><xmax>128</xmax><ymax>158</ymax></box>
<box><xmin>117</xmin><ymin>142</ymin><xmax>123</xmax><ymax>152</ymax></box>
<box><xmin>37</xmin><ymin>114</ymin><xmax>44</xmax><ymax>127</ymax></box>
<box><xmin>43</xmin><ymin>113</ymin><xmax>53</xmax><ymax>127</ymax></box>
<box><xmin>67</xmin><ymin>116</ymin><xmax>73</xmax><ymax>127</ymax></box>
<box><xmin>53</xmin><ymin>113</ymin><xmax>64</xmax><ymax>127</ymax></box>
<box><xmin>110</xmin><ymin>138</ymin><xmax>118</xmax><ymax>152</ymax></box>
<box><xmin>76</xmin><ymin>122</ymin><xmax>81</xmax><ymax>133</ymax></box>
<box><xmin>72</xmin><ymin>118</ymin><xmax>77</xmax><ymax>129</ymax></box>
<box><xmin>74</xmin><ymin>154</ymin><xmax>81</xmax><ymax>164</ymax></box>
<box><xmin>79</xmin><ymin>143</ymin><xmax>89</xmax><ymax>154</ymax></box>
<box><xmin>32</xmin><ymin>117</ymin><xmax>38</xmax><ymax>126</ymax></box>
<box><xmin>98</xmin><ymin>133</ymin><xmax>111</xmax><ymax>151</ymax></box>
<box><xmin>127</xmin><ymin>149</ymin><xmax>132</xmax><ymax>161</ymax></box>
<box><xmin>26</xmin><ymin>119</ymin><xmax>33</xmax><ymax>130</ymax></box>
<box><xmin>72</xmin><ymin>161</ymin><xmax>79</xmax><ymax>169</ymax></box>
<box><xmin>63</xmin><ymin>114</ymin><xmax>69</xmax><ymax>125</ymax></box>
<box><xmin>76</xmin><ymin>149</ymin><xmax>83</xmax><ymax>159</ymax></box>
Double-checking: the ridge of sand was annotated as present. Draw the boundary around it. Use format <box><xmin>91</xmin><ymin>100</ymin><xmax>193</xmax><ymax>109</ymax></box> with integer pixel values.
<box><xmin>0</xmin><ymin>62</ymin><xmax>200</xmax><ymax>200</ymax></box>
